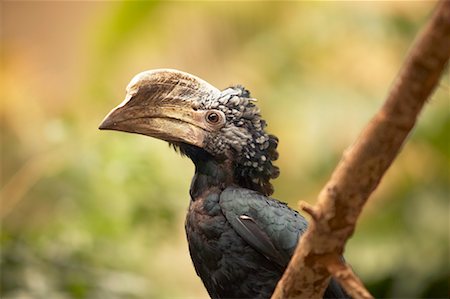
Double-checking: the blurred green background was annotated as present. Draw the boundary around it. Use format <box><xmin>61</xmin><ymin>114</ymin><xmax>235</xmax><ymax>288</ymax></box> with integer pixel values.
<box><xmin>1</xmin><ymin>1</ymin><xmax>448</xmax><ymax>298</ymax></box>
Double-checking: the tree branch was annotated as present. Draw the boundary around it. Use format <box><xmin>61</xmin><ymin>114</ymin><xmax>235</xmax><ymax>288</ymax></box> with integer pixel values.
<box><xmin>324</xmin><ymin>254</ymin><xmax>372</xmax><ymax>299</ymax></box>
<box><xmin>271</xmin><ymin>1</ymin><xmax>450</xmax><ymax>298</ymax></box>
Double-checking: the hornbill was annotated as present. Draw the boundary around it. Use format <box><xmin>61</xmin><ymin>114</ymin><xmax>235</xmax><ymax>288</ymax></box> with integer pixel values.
<box><xmin>99</xmin><ymin>69</ymin><xmax>349</xmax><ymax>299</ymax></box>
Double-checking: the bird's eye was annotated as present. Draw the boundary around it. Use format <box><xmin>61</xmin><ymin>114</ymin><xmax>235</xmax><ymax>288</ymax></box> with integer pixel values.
<box><xmin>206</xmin><ymin>111</ymin><xmax>220</xmax><ymax>124</ymax></box>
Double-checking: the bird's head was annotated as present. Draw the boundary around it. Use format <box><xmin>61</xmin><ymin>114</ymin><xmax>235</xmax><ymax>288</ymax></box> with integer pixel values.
<box><xmin>100</xmin><ymin>69</ymin><xmax>279</xmax><ymax>195</ymax></box>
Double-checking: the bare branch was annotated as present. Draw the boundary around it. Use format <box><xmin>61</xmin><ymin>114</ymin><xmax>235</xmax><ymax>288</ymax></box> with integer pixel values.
<box><xmin>271</xmin><ymin>1</ymin><xmax>450</xmax><ymax>298</ymax></box>
<box><xmin>324</xmin><ymin>254</ymin><xmax>372</xmax><ymax>299</ymax></box>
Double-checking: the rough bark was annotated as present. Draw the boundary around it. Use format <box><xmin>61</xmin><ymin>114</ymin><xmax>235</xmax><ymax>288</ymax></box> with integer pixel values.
<box><xmin>271</xmin><ymin>1</ymin><xmax>450</xmax><ymax>298</ymax></box>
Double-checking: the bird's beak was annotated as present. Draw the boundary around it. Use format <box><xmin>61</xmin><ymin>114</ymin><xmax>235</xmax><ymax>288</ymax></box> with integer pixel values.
<box><xmin>99</xmin><ymin>69</ymin><xmax>222</xmax><ymax>147</ymax></box>
<box><xmin>99</xmin><ymin>100</ymin><xmax>206</xmax><ymax>147</ymax></box>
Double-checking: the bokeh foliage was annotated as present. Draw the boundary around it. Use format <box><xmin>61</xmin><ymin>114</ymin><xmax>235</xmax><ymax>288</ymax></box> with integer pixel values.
<box><xmin>1</xmin><ymin>2</ymin><xmax>448</xmax><ymax>298</ymax></box>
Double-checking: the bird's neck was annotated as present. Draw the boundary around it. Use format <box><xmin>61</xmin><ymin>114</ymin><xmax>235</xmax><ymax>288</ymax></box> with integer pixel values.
<box><xmin>179</xmin><ymin>143</ymin><xmax>275</xmax><ymax>199</ymax></box>
<box><xmin>179</xmin><ymin>144</ymin><xmax>234</xmax><ymax>200</ymax></box>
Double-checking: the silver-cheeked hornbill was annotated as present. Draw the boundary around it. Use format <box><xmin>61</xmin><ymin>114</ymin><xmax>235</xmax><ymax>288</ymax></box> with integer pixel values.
<box><xmin>99</xmin><ymin>69</ymin><xmax>349</xmax><ymax>299</ymax></box>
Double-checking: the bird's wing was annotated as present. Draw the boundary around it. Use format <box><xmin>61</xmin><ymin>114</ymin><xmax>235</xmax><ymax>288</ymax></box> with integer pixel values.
<box><xmin>220</xmin><ymin>186</ymin><xmax>350</xmax><ymax>299</ymax></box>
<box><xmin>219</xmin><ymin>186</ymin><xmax>308</xmax><ymax>268</ymax></box>
<box><xmin>231</xmin><ymin>214</ymin><xmax>289</xmax><ymax>268</ymax></box>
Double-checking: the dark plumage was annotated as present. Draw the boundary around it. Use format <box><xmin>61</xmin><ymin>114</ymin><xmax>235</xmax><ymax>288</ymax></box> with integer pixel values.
<box><xmin>100</xmin><ymin>69</ymin><xmax>349</xmax><ymax>299</ymax></box>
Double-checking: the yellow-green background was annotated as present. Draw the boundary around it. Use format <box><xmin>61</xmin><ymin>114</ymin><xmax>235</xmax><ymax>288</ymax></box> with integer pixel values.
<box><xmin>1</xmin><ymin>2</ymin><xmax>448</xmax><ymax>298</ymax></box>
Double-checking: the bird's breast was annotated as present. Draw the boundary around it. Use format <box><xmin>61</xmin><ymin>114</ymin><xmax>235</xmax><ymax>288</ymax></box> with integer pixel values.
<box><xmin>185</xmin><ymin>191</ymin><xmax>281</xmax><ymax>299</ymax></box>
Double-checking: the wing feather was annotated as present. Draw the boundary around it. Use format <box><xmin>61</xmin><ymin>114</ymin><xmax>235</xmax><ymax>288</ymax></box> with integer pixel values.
<box><xmin>220</xmin><ymin>186</ymin><xmax>307</xmax><ymax>267</ymax></box>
